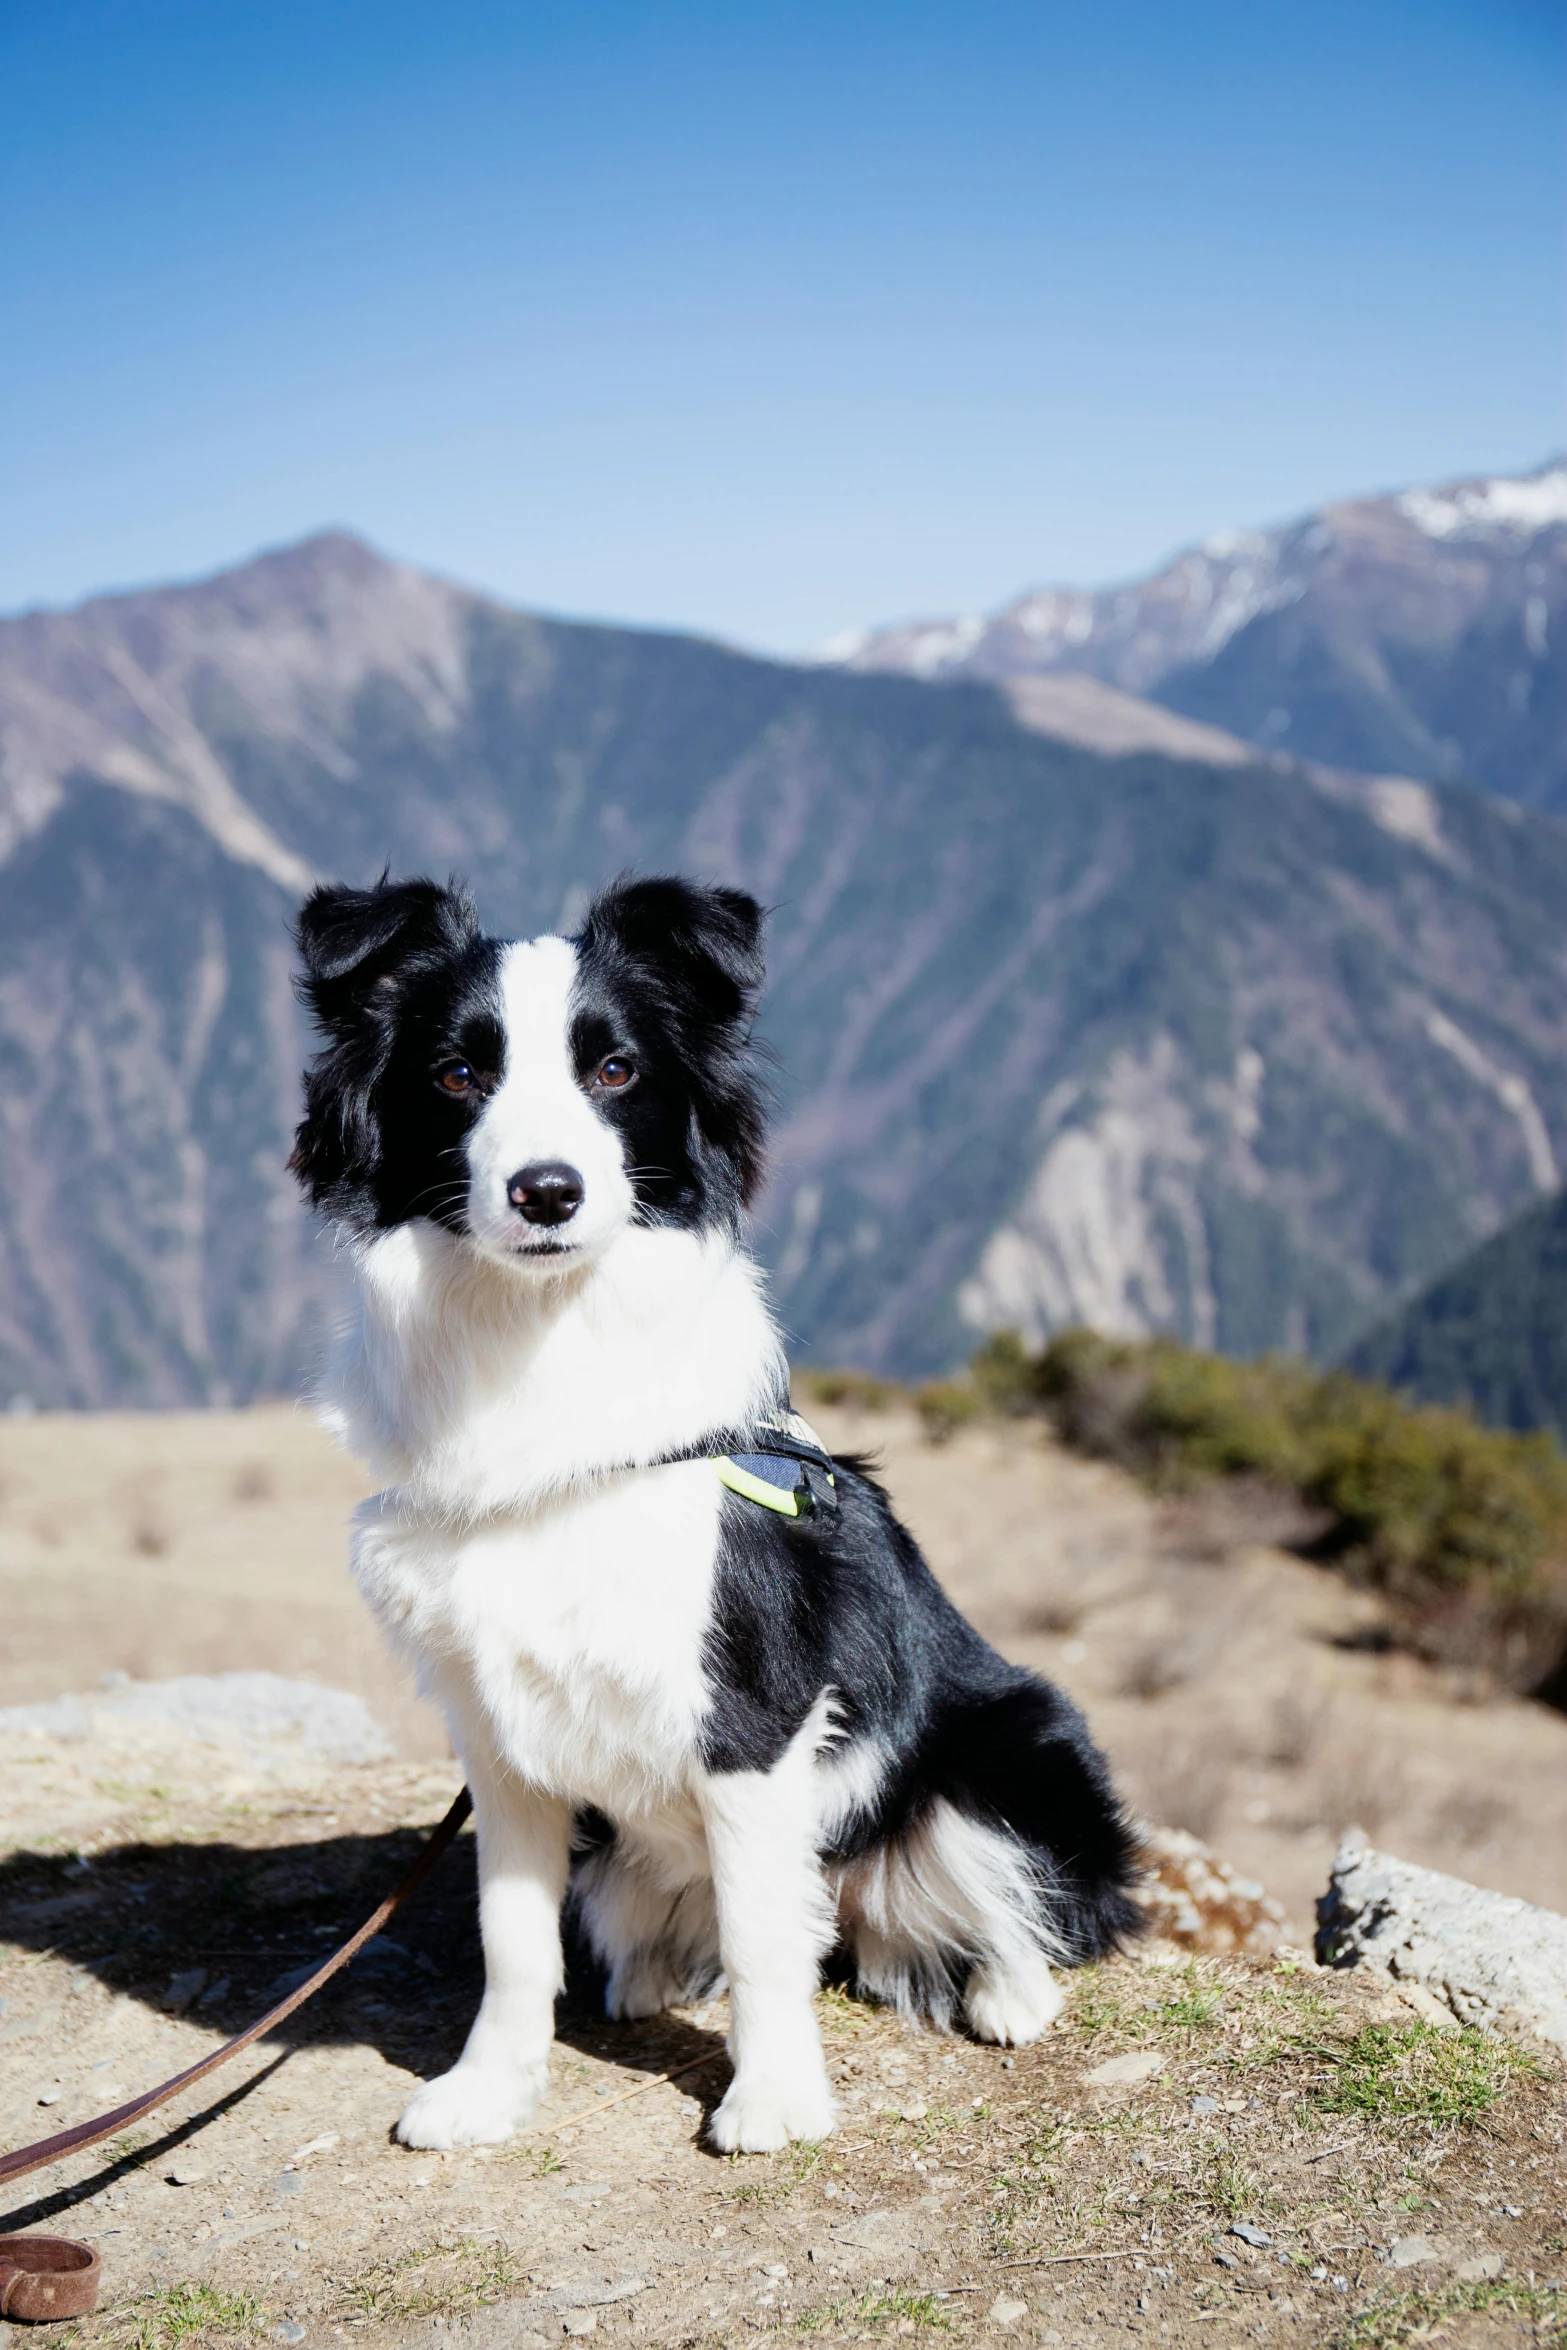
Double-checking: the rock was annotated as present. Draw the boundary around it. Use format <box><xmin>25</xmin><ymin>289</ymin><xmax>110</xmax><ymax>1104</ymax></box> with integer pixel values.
<box><xmin>1457</xmin><ymin>2253</ymin><xmax>1504</xmax><ymax>2281</ymax></box>
<box><xmin>1317</xmin><ymin>1832</ymin><xmax>1567</xmax><ymax>2049</ymax></box>
<box><xmin>1230</xmin><ymin>2223</ymin><xmax>1271</xmax><ymax>2248</ymax></box>
<box><xmin>537</xmin><ymin>2278</ymin><xmax>645</xmax><ymax>2311</ymax></box>
<box><xmin>1387</xmin><ymin>1982</ymin><xmax>1462</xmax><ymax>2034</ymax></box>
<box><xmin>1085</xmin><ymin>2050</ymin><xmax>1165</xmax><ymax>2089</ymax></box>
<box><xmin>160</xmin><ymin>1968</ymin><xmax>208</xmax><ymax>2011</ymax></box>
<box><xmin>1137</xmin><ymin>1826</ymin><xmax>1289</xmax><ymax>1956</ymax></box>
<box><xmin>0</xmin><ymin>1673</ymin><xmax>392</xmax><ymax>1767</ymax></box>
<box><xmin>561</xmin><ymin>2316</ymin><xmax>597</xmax><ymax>2338</ymax></box>
<box><xmin>988</xmin><ymin>2299</ymin><xmax>1029</xmax><ymax>2327</ymax></box>
<box><xmin>1190</xmin><ymin>2095</ymin><xmax>1219</xmax><ymax>2115</ymax></box>
<box><xmin>1388</xmin><ymin>2236</ymin><xmax>1437</xmax><ymax>2268</ymax></box>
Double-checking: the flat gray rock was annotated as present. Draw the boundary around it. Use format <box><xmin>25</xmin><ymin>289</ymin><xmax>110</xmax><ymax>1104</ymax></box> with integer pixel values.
<box><xmin>1317</xmin><ymin>1831</ymin><xmax>1567</xmax><ymax>2050</ymax></box>
<box><xmin>532</xmin><ymin>2276</ymin><xmax>646</xmax><ymax>2310</ymax></box>
<box><xmin>0</xmin><ymin>1671</ymin><xmax>392</xmax><ymax>1767</ymax></box>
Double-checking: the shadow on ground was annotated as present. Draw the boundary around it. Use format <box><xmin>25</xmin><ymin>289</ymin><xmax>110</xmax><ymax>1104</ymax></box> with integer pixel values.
<box><xmin>0</xmin><ymin>1820</ymin><xmax>735</xmax><ymax>2236</ymax></box>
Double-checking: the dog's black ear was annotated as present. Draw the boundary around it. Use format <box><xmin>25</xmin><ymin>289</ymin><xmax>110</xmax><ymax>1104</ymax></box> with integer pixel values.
<box><xmin>295</xmin><ymin>875</ymin><xmax>479</xmax><ymax>1022</ymax></box>
<box><xmin>578</xmin><ymin>876</ymin><xmax>765</xmax><ymax>1026</ymax></box>
<box><xmin>290</xmin><ymin>876</ymin><xmax>479</xmax><ymax>1204</ymax></box>
<box><xmin>578</xmin><ymin>875</ymin><xmax>768</xmax><ymax>1209</ymax></box>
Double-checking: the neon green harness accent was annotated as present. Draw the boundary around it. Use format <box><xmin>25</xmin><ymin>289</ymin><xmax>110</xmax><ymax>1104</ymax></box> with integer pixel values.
<box><xmin>714</xmin><ymin>1456</ymin><xmax>804</xmax><ymax>1515</ymax></box>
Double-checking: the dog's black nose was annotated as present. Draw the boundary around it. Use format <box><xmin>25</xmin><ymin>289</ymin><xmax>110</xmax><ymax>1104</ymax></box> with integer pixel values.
<box><xmin>506</xmin><ymin>1162</ymin><xmax>585</xmax><ymax>1226</ymax></box>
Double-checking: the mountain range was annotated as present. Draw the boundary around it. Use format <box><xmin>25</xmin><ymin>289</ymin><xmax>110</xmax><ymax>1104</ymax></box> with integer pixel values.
<box><xmin>1346</xmin><ymin>1187</ymin><xmax>1567</xmax><ymax>1442</ymax></box>
<box><xmin>823</xmin><ymin>460</ymin><xmax>1567</xmax><ymax>811</ymax></box>
<box><xmin>3</xmin><ymin>499</ymin><xmax>1567</xmax><ymax>1406</ymax></box>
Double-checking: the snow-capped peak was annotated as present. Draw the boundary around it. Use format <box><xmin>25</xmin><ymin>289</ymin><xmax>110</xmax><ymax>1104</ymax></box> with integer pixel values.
<box><xmin>1398</xmin><ymin>461</ymin><xmax>1567</xmax><ymax>541</ymax></box>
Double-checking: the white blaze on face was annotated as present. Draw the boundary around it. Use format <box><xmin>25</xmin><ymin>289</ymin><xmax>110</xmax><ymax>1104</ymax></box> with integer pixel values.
<box><xmin>463</xmin><ymin>936</ymin><xmax>635</xmax><ymax>1263</ymax></box>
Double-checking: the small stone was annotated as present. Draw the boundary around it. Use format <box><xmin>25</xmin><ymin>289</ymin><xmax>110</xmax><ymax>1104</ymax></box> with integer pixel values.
<box><xmin>1388</xmin><ymin>2236</ymin><xmax>1437</xmax><ymax>2269</ymax></box>
<box><xmin>762</xmin><ymin>2264</ymin><xmax>788</xmax><ymax>2279</ymax></box>
<box><xmin>273</xmin><ymin>2327</ymin><xmax>305</xmax><ymax>2344</ymax></box>
<box><xmin>36</xmin><ymin>2090</ymin><xmax>61</xmax><ymax>2107</ymax></box>
<box><xmin>561</xmin><ymin>2316</ymin><xmax>597</xmax><ymax>2338</ymax></box>
<box><xmin>988</xmin><ymin>2298</ymin><xmax>1029</xmax><ymax>2327</ymax></box>
<box><xmin>1230</xmin><ymin>2222</ymin><xmax>1271</xmax><ymax>2248</ymax></box>
<box><xmin>161</xmin><ymin>1968</ymin><xmax>208</xmax><ymax>2012</ymax></box>
<box><xmin>1213</xmin><ymin>2251</ymin><xmax>1237</xmax><ymax>2271</ymax></box>
<box><xmin>1457</xmin><ymin>2254</ymin><xmax>1504</xmax><ymax>2282</ymax></box>
<box><xmin>1084</xmin><ymin>2050</ymin><xmax>1165</xmax><ymax>2089</ymax></box>
<box><xmin>269</xmin><ymin>2173</ymin><xmax>305</xmax><ymax>2198</ymax></box>
<box><xmin>899</xmin><ymin>2101</ymin><xmax>927</xmax><ymax>2122</ymax></box>
<box><xmin>1001</xmin><ymin>2056</ymin><xmax>1014</xmax><ymax>2069</ymax></box>
<box><xmin>1190</xmin><ymin>2095</ymin><xmax>1219</xmax><ymax>2115</ymax></box>
<box><xmin>167</xmin><ymin>2166</ymin><xmax>207</xmax><ymax>2186</ymax></box>
<box><xmin>1501</xmin><ymin>2205</ymin><xmax>1523</xmax><ymax>2218</ymax></box>
<box><xmin>1392</xmin><ymin>1982</ymin><xmax>1459</xmax><ymax>2032</ymax></box>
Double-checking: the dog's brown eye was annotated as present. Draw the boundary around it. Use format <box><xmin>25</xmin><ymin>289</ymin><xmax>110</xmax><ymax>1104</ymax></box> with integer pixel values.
<box><xmin>595</xmin><ymin>1056</ymin><xmax>635</xmax><ymax>1091</ymax></box>
<box><xmin>437</xmin><ymin>1063</ymin><xmax>476</xmax><ymax>1096</ymax></box>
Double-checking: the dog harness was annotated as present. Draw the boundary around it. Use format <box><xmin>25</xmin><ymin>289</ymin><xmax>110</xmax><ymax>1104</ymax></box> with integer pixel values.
<box><xmin>711</xmin><ymin>1408</ymin><xmax>839</xmax><ymax>1518</ymax></box>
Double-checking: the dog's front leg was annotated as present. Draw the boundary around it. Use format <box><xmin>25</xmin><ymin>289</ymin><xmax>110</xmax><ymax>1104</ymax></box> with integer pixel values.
<box><xmin>396</xmin><ymin>1761</ymin><xmax>570</xmax><ymax>2150</ymax></box>
<box><xmin>698</xmin><ymin>1763</ymin><xmax>836</xmax><ymax>2153</ymax></box>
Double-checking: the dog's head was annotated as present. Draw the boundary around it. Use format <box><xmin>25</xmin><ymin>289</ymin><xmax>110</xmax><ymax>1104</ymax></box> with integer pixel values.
<box><xmin>290</xmin><ymin>873</ymin><xmax>766</xmax><ymax>1268</ymax></box>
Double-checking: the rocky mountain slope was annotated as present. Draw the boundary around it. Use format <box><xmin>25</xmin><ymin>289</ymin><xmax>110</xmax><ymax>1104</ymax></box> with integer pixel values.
<box><xmin>1346</xmin><ymin>1186</ymin><xmax>1567</xmax><ymax>1440</ymax></box>
<box><xmin>824</xmin><ymin>459</ymin><xmax>1567</xmax><ymax>809</ymax></box>
<box><xmin>5</xmin><ymin>533</ymin><xmax>1567</xmax><ymax>1403</ymax></box>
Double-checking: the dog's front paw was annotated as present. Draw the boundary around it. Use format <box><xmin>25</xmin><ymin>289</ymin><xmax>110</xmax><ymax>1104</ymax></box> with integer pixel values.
<box><xmin>707</xmin><ymin>2073</ymin><xmax>835</xmax><ymax>2154</ymax></box>
<box><xmin>395</xmin><ymin>2061</ymin><xmax>544</xmax><ymax>2150</ymax></box>
<box><xmin>964</xmin><ymin>1955</ymin><xmax>1064</xmax><ymax>2046</ymax></box>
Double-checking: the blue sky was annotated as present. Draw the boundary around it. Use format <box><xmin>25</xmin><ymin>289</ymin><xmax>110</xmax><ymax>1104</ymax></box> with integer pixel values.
<box><xmin>2</xmin><ymin>0</ymin><xmax>1561</xmax><ymax>651</ymax></box>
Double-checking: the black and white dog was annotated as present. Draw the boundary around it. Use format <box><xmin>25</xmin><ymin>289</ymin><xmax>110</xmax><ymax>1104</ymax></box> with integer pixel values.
<box><xmin>291</xmin><ymin>872</ymin><xmax>1139</xmax><ymax>2155</ymax></box>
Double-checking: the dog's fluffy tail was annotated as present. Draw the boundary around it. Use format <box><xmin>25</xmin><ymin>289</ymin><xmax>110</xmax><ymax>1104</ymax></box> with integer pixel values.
<box><xmin>833</xmin><ymin>1678</ymin><xmax>1143</xmax><ymax>2029</ymax></box>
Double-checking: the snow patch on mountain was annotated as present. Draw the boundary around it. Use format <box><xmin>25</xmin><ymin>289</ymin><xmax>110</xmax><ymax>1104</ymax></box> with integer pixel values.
<box><xmin>1399</xmin><ymin>463</ymin><xmax>1567</xmax><ymax>540</ymax></box>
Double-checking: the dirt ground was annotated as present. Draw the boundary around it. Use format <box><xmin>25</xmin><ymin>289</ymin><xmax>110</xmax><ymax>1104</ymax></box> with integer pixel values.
<box><xmin>2</xmin><ymin>1401</ymin><xmax>1566</xmax><ymax>2349</ymax></box>
<box><xmin>4</xmin><ymin>1400</ymin><xmax>1566</xmax><ymax>1933</ymax></box>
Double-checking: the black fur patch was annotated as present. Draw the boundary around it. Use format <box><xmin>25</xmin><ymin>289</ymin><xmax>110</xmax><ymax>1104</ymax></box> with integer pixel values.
<box><xmin>702</xmin><ymin>1459</ymin><xmax>1142</xmax><ymax>1964</ymax></box>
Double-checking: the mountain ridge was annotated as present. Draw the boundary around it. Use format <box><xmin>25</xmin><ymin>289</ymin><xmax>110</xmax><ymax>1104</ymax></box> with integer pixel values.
<box><xmin>5</xmin><ymin>522</ymin><xmax>1567</xmax><ymax>1406</ymax></box>
<box><xmin>823</xmin><ymin>458</ymin><xmax>1567</xmax><ymax>809</ymax></box>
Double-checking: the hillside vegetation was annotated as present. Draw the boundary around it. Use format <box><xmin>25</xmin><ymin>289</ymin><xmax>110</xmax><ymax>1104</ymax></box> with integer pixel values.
<box><xmin>815</xmin><ymin>1335</ymin><xmax>1567</xmax><ymax>1699</ymax></box>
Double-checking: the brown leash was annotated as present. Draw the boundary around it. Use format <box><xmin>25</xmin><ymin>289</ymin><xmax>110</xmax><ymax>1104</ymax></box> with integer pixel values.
<box><xmin>0</xmin><ymin>1787</ymin><xmax>473</xmax><ymax>2318</ymax></box>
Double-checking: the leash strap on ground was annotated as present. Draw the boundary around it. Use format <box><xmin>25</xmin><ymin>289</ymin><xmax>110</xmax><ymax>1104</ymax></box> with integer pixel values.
<box><xmin>0</xmin><ymin>1784</ymin><xmax>474</xmax><ymax>2197</ymax></box>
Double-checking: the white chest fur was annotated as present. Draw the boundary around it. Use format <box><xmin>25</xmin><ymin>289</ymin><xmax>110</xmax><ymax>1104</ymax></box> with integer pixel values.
<box><xmin>321</xmin><ymin>1216</ymin><xmax>784</xmax><ymax>1809</ymax></box>
<box><xmin>352</xmin><ymin>1459</ymin><xmax>723</xmax><ymax>1811</ymax></box>
<box><xmin>321</xmin><ymin>1220</ymin><xmax>784</xmax><ymax>1516</ymax></box>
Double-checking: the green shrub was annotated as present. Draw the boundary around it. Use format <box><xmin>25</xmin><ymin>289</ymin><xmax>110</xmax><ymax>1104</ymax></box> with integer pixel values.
<box><xmin>998</xmin><ymin>1327</ymin><xmax>1567</xmax><ymax>1689</ymax></box>
<box><xmin>796</xmin><ymin>1367</ymin><xmax>903</xmax><ymax>1412</ymax></box>
<box><xmin>915</xmin><ymin>1379</ymin><xmax>984</xmax><ymax>1441</ymax></box>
